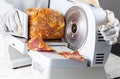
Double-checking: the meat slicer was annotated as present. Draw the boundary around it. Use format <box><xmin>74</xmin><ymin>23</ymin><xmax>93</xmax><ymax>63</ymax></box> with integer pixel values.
<box><xmin>6</xmin><ymin>0</ymin><xmax>112</xmax><ymax>78</ymax></box>
<box><xmin>28</xmin><ymin>0</ymin><xmax>112</xmax><ymax>79</ymax></box>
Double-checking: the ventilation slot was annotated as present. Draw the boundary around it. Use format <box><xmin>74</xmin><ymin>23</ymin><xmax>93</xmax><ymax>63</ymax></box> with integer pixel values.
<box><xmin>97</xmin><ymin>31</ymin><xmax>105</xmax><ymax>42</ymax></box>
<box><xmin>95</xmin><ymin>53</ymin><xmax>104</xmax><ymax>64</ymax></box>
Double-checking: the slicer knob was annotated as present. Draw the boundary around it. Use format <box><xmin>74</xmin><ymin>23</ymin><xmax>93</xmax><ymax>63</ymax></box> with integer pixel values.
<box><xmin>71</xmin><ymin>23</ymin><xmax>77</xmax><ymax>33</ymax></box>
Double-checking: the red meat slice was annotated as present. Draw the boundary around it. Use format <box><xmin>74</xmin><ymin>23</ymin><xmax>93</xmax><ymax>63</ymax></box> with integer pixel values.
<box><xmin>27</xmin><ymin>37</ymin><xmax>55</xmax><ymax>52</ymax></box>
<box><xmin>59</xmin><ymin>51</ymin><xmax>84</xmax><ymax>62</ymax></box>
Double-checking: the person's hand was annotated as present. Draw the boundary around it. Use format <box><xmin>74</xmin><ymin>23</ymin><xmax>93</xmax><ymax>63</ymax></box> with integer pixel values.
<box><xmin>99</xmin><ymin>10</ymin><xmax>120</xmax><ymax>45</ymax></box>
<box><xmin>5</xmin><ymin>8</ymin><xmax>22</xmax><ymax>35</ymax></box>
<box><xmin>0</xmin><ymin>0</ymin><xmax>22</xmax><ymax>35</ymax></box>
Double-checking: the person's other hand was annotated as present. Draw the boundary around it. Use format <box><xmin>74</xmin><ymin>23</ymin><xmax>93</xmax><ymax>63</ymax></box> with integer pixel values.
<box><xmin>99</xmin><ymin>10</ymin><xmax>120</xmax><ymax>45</ymax></box>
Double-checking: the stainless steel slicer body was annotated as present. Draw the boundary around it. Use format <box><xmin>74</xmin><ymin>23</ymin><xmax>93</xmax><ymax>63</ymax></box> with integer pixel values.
<box><xmin>50</xmin><ymin>0</ymin><xmax>111</xmax><ymax>67</ymax></box>
<box><xmin>29</xmin><ymin>0</ymin><xmax>112</xmax><ymax>79</ymax></box>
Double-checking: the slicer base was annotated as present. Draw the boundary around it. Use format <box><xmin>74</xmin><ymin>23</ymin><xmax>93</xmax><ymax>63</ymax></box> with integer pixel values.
<box><xmin>32</xmin><ymin>66</ymin><xmax>108</xmax><ymax>79</ymax></box>
<box><xmin>29</xmin><ymin>50</ymin><xmax>108</xmax><ymax>79</ymax></box>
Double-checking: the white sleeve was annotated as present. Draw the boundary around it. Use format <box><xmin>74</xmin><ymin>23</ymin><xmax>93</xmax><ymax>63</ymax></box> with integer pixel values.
<box><xmin>0</xmin><ymin>0</ymin><xmax>14</xmax><ymax>8</ymax></box>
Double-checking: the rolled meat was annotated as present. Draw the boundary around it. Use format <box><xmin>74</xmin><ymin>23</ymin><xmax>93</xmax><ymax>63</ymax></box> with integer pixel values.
<box><xmin>25</xmin><ymin>8</ymin><xmax>65</xmax><ymax>39</ymax></box>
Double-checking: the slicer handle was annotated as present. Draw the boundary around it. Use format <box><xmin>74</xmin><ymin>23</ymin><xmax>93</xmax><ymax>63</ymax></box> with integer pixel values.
<box><xmin>90</xmin><ymin>5</ymin><xmax>108</xmax><ymax>26</ymax></box>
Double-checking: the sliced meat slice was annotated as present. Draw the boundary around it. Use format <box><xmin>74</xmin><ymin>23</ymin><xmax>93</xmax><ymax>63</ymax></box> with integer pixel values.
<box><xmin>27</xmin><ymin>37</ymin><xmax>55</xmax><ymax>52</ymax></box>
<box><xmin>59</xmin><ymin>51</ymin><xmax>84</xmax><ymax>62</ymax></box>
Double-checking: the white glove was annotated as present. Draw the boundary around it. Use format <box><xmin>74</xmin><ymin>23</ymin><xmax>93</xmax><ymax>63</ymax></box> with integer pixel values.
<box><xmin>99</xmin><ymin>10</ymin><xmax>120</xmax><ymax>45</ymax></box>
<box><xmin>0</xmin><ymin>0</ymin><xmax>22</xmax><ymax>35</ymax></box>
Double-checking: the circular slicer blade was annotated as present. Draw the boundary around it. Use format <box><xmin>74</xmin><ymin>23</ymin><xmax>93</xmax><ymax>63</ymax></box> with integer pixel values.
<box><xmin>64</xmin><ymin>6</ymin><xmax>88</xmax><ymax>50</ymax></box>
